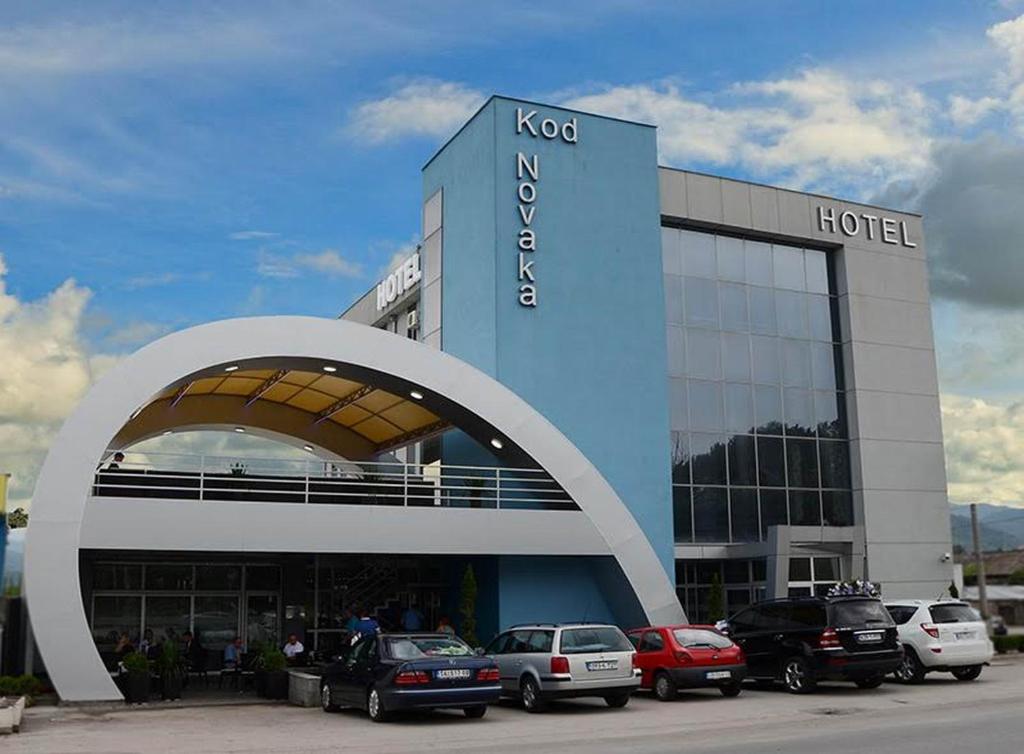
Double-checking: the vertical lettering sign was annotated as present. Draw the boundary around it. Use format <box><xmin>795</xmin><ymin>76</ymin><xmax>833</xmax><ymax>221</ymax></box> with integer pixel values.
<box><xmin>514</xmin><ymin>107</ymin><xmax>577</xmax><ymax>307</ymax></box>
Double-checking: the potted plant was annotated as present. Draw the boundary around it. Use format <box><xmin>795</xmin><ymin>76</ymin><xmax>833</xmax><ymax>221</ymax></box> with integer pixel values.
<box><xmin>256</xmin><ymin>644</ymin><xmax>289</xmax><ymax>700</ymax></box>
<box><xmin>121</xmin><ymin>651</ymin><xmax>151</xmax><ymax>704</ymax></box>
<box><xmin>156</xmin><ymin>641</ymin><xmax>184</xmax><ymax>701</ymax></box>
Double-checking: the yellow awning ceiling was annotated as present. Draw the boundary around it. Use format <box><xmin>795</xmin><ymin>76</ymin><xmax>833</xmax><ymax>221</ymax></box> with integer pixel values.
<box><xmin>153</xmin><ymin>368</ymin><xmax>447</xmax><ymax>451</ymax></box>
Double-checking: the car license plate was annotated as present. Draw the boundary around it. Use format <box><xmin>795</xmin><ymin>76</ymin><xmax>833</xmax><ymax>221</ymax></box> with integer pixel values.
<box><xmin>587</xmin><ymin>660</ymin><xmax>618</xmax><ymax>671</ymax></box>
<box><xmin>955</xmin><ymin>631</ymin><xmax>973</xmax><ymax>640</ymax></box>
<box><xmin>856</xmin><ymin>632</ymin><xmax>882</xmax><ymax>643</ymax></box>
<box><xmin>435</xmin><ymin>668</ymin><xmax>471</xmax><ymax>680</ymax></box>
<box><xmin>706</xmin><ymin>670</ymin><xmax>731</xmax><ymax>680</ymax></box>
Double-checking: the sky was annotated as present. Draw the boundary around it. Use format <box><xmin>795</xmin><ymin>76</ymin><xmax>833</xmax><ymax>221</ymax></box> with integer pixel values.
<box><xmin>1</xmin><ymin>0</ymin><xmax>1024</xmax><ymax>510</ymax></box>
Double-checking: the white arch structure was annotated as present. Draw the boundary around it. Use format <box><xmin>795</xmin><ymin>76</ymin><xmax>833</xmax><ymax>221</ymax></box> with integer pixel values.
<box><xmin>25</xmin><ymin>316</ymin><xmax>684</xmax><ymax>701</ymax></box>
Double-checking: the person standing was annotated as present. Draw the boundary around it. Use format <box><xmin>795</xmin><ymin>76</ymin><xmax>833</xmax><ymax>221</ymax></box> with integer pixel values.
<box><xmin>401</xmin><ymin>600</ymin><xmax>424</xmax><ymax>632</ymax></box>
<box><xmin>436</xmin><ymin>616</ymin><xmax>456</xmax><ymax>637</ymax></box>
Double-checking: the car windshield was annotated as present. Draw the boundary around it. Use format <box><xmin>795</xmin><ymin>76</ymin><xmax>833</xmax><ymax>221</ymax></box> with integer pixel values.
<box><xmin>885</xmin><ymin>605</ymin><xmax>919</xmax><ymax>625</ymax></box>
<box><xmin>829</xmin><ymin>599</ymin><xmax>893</xmax><ymax>627</ymax></box>
<box><xmin>672</xmin><ymin>629</ymin><xmax>732</xmax><ymax>649</ymax></box>
<box><xmin>929</xmin><ymin>604</ymin><xmax>981</xmax><ymax>624</ymax></box>
<box><xmin>559</xmin><ymin>627</ymin><xmax>632</xmax><ymax>655</ymax></box>
<box><xmin>386</xmin><ymin>637</ymin><xmax>473</xmax><ymax>660</ymax></box>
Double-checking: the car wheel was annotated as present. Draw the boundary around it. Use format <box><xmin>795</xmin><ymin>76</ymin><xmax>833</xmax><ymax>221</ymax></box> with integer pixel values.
<box><xmin>464</xmin><ymin>705</ymin><xmax>488</xmax><ymax>719</ymax></box>
<box><xmin>604</xmin><ymin>693</ymin><xmax>630</xmax><ymax>708</ymax></box>
<box><xmin>520</xmin><ymin>676</ymin><xmax>547</xmax><ymax>713</ymax></box>
<box><xmin>654</xmin><ymin>671</ymin><xmax>677</xmax><ymax>701</ymax></box>
<box><xmin>719</xmin><ymin>682</ymin><xmax>742</xmax><ymax>698</ymax></box>
<box><xmin>782</xmin><ymin>657</ymin><xmax>816</xmax><ymax>694</ymax></box>
<box><xmin>951</xmin><ymin>665</ymin><xmax>983</xmax><ymax>682</ymax></box>
<box><xmin>855</xmin><ymin>675</ymin><xmax>884</xmax><ymax>689</ymax></box>
<box><xmin>893</xmin><ymin>647</ymin><xmax>926</xmax><ymax>684</ymax></box>
<box><xmin>320</xmin><ymin>681</ymin><xmax>340</xmax><ymax>712</ymax></box>
<box><xmin>367</xmin><ymin>687</ymin><xmax>390</xmax><ymax>723</ymax></box>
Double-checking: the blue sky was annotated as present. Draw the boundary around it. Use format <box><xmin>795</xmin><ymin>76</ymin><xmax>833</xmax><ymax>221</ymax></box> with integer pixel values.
<box><xmin>2</xmin><ymin>1</ymin><xmax>1024</xmax><ymax>508</ymax></box>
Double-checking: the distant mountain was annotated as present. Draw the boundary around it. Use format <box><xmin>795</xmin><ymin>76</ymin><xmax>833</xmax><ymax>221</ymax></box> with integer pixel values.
<box><xmin>950</xmin><ymin>503</ymin><xmax>1024</xmax><ymax>552</ymax></box>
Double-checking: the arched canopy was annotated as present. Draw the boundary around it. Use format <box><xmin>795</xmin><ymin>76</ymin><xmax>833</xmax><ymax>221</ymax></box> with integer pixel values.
<box><xmin>25</xmin><ymin>316</ymin><xmax>684</xmax><ymax>701</ymax></box>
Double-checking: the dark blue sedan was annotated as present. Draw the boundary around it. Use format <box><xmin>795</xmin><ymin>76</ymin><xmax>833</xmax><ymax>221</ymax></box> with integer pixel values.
<box><xmin>320</xmin><ymin>633</ymin><xmax>501</xmax><ymax>722</ymax></box>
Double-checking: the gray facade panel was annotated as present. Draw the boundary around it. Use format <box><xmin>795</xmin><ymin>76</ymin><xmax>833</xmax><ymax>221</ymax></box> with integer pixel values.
<box><xmin>749</xmin><ymin>184</ymin><xmax>781</xmax><ymax>233</ymax></box>
<box><xmin>842</xmin><ymin>294</ymin><xmax>936</xmax><ymax>350</ymax></box>
<box><xmin>849</xmin><ymin>390</ymin><xmax>944</xmax><ymax>444</ymax></box>
<box><xmin>685</xmin><ymin>172</ymin><xmax>724</xmax><ymax>224</ymax></box>
<box><xmin>658</xmin><ymin>168</ymin><xmax>687</xmax><ymax>219</ymax></box>
<box><xmin>721</xmin><ymin>178</ymin><xmax>752</xmax><ymax>229</ymax></box>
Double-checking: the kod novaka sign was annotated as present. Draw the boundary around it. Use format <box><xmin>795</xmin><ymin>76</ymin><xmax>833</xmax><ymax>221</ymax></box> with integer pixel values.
<box><xmin>515</xmin><ymin>108</ymin><xmax>578</xmax><ymax>308</ymax></box>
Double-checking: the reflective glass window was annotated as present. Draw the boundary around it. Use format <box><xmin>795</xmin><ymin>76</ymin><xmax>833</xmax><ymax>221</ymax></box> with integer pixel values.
<box><xmin>685</xmin><ymin>277</ymin><xmax>719</xmax><ymax>327</ymax></box>
<box><xmin>806</xmin><ymin>250</ymin><xmax>829</xmax><ymax>294</ymax></box>
<box><xmin>822</xmin><ymin>491</ymin><xmax>854</xmax><ymax>526</ymax></box>
<box><xmin>670</xmin><ymin>431</ymin><xmax>691</xmax><ymax>483</ymax></box>
<box><xmin>662</xmin><ymin>227</ymin><xmax>683</xmax><ymax>275</ymax></box>
<box><xmin>693</xmin><ymin>487</ymin><xmax>729</xmax><ymax>542</ymax></box>
<box><xmin>727</xmin><ymin>434</ymin><xmax>757</xmax><ymax>485</ymax></box>
<box><xmin>754</xmin><ymin>385</ymin><xmax>784</xmax><ymax>435</ymax></box>
<box><xmin>730</xmin><ymin>489</ymin><xmax>759</xmax><ymax>542</ymax></box>
<box><xmin>673</xmin><ymin>486</ymin><xmax>693</xmax><ymax>543</ymax></box>
<box><xmin>782</xmin><ymin>339</ymin><xmax>811</xmax><ymax>387</ymax></box>
<box><xmin>667</xmin><ymin>326</ymin><xmax>686</xmax><ymax>377</ymax></box>
<box><xmin>773</xmin><ymin>245</ymin><xmax>805</xmax><ymax>290</ymax></box>
<box><xmin>146</xmin><ymin>565</ymin><xmax>193</xmax><ymax>591</ymax></box>
<box><xmin>725</xmin><ymin>383</ymin><xmax>754</xmax><ymax>434</ymax></box>
<box><xmin>748</xmin><ymin>287</ymin><xmax>776</xmax><ymax>334</ymax></box>
<box><xmin>784</xmin><ymin>388</ymin><xmax>814</xmax><ymax>437</ymax></box>
<box><xmin>720</xmin><ymin>283</ymin><xmax>749</xmax><ymax>332</ymax></box>
<box><xmin>716</xmin><ymin>236</ymin><xmax>745</xmax><ymax>281</ymax></box>
<box><xmin>665</xmin><ymin>276</ymin><xmax>684</xmax><ymax>324</ymax></box>
<box><xmin>789</xmin><ymin>491</ymin><xmax>821</xmax><ymax>526</ymax></box>
<box><xmin>757</xmin><ymin>437</ymin><xmax>786</xmax><ymax>487</ymax></box>
<box><xmin>820</xmin><ymin>441</ymin><xmax>851</xmax><ymax>489</ymax></box>
<box><xmin>786</xmin><ymin>439</ymin><xmax>819</xmax><ymax>488</ymax></box>
<box><xmin>687</xmin><ymin>328</ymin><xmax>721</xmax><ymax>380</ymax></box>
<box><xmin>745</xmin><ymin>241</ymin><xmax>773</xmax><ymax>286</ymax></box>
<box><xmin>683</xmin><ymin>230</ymin><xmax>717</xmax><ymax>277</ymax></box>
<box><xmin>92</xmin><ymin>596</ymin><xmax>142</xmax><ymax>652</ymax></box>
<box><xmin>752</xmin><ymin>336</ymin><xmax>780</xmax><ymax>384</ymax></box>
<box><xmin>722</xmin><ymin>332</ymin><xmax>751</xmax><ymax>381</ymax></box>
<box><xmin>689</xmin><ymin>380</ymin><xmax>723</xmax><ymax>430</ymax></box>
<box><xmin>691</xmin><ymin>433</ymin><xmax>727</xmax><ymax>485</ymax></box>
<box><xmin>775</xmin><ymin>290</ymin><xmax>808</xmax><ymax>338</ymax></box>
<box><xmin>760</xmin><ymin>490</ymin><xmax>789</xmax><ymax>537</ymax></box>
<box><xmin>815</xmin><ymin>391</ymin><xmax>844</xmax><ymax>438</ymax></box>
<box><xmin>811</xmin><ymin>343</ymin><xmax>837</xmax><ymax>390</ymax></box>
<box><xmin>808</xmin><ymin>295</ymin><xmax>832</xmax><ymax>341</ymax></box>
<box><xmin>669</xmin><ymin>377</ymin><xmax>688</xmax><ymax>430</ymax></box>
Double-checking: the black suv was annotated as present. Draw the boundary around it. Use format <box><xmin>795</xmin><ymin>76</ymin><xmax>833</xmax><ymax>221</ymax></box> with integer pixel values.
<box><xmin>720</xmin><ymin>596</ymin><xmax>902</xmax><ymax>693</ymax></box>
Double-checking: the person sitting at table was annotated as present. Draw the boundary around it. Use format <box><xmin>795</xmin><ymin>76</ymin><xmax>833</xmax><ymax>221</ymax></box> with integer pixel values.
<box><xmin>114</xmin><ymin>631</ymin><xmax>134</xmax><ymax>657</ymax></box>
<box><xmin>436</xmin><ymin>616</ymin><xmax>456</xmax><ymax>637</ymax></box>
<box><xmin>139</xmin><ymin>628</ymin><xmax>157</xmax><ymax>659</ymax></box>
<box><xmin>282</xmin><ymin>634</ymin><xmax>305</xmax><ymax>663</ymax></box>
<box><xmin>223</xmin><ymin>637</ymin><xmax>243</xmax><ymax>670</ymax></box>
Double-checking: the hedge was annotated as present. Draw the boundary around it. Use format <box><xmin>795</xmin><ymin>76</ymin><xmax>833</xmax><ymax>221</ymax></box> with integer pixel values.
<box><xmin>992</xmin><ymin>635</ymin><xmax>1024</xmax><ymax>654</ymax></box>
<box><xmin>0</xmin><ymin>674</ymin><xmax>44</xmax><ymax>699</ymax></box>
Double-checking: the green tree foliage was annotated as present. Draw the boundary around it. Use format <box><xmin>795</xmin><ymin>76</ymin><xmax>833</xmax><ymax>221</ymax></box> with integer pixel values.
<box><xmin>7</xmin><ymin>507</ymin><xmax>28</xmax><ymax>528</ymax></box>
<box><xmin>1008</xmin><ymin>569</ymin><xmax>1024</xmax><ymax>586</ymax></box>
<box><xmin>459</xmin><ymin>564</ymin><xmax>479</xmax><ymax>647</ymax></box>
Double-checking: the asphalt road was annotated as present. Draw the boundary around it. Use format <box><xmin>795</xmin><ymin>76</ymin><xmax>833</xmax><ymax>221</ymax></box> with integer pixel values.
<box><xmin>11</xmin><ymin>657</ymin><xmax>1024</xmax><ymax>753</ymax></box>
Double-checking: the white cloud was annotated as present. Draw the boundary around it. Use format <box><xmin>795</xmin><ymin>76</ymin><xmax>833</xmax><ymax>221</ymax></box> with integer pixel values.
<box><xmin>229</xmin><ymin>230</ymin><xmax>279</xmax><ymax>241</ymax></box>
<box><xmin>989</xmin><ymin>14</ymin><xmax>1024</xmax><ymax>78</ymax></box>
<box><xmin>948</xmin><ymin>94</ymin><xmax>1002</xmax><ymax>127</ymax></box>
<box><xmin>942</xmin><ymin>394</ymin><xmax>1024</xmax><ymax>506</ymax></box>
<box><xmin>257</xmin><ymin>249</ymin><xmax>363</xmax><ymax>280</ymax></box>
<box><xmin>347</xmin><ymin>80</ymin><xmax>485</xmax><ymax>143</ymax></box>
<box><xmin>104</xmin><ymin>321</ymin><xmax>171</xmax><ymax>348</ymax></box>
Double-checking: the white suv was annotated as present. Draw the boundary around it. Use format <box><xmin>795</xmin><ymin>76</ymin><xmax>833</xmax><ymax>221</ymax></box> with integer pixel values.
<box><xmin>483</xmin><ymin>623</ymin><xmax>640</xmax><ymax>712</ymax></box>
<box><xmin>884</xmin><ymin>600</ymin><xmax>994</xmax><ymax>683</ymax></box>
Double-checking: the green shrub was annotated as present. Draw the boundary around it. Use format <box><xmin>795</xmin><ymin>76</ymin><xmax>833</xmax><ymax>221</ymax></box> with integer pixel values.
<box><xmin>122</xmin><ymin>650</ymin><xmax>151</xmax><ymax>674</ymax></box>
<box><xmin>0</xmin><ymin>674</ymin><xmax>44</xmax><ymax>698</ymax></box>
<box><xmin>257</xmin><ymin>644</ymin><xmax>287</xmax><ymax>673</ymax></box>
<box><xmin>992</xmin><ymin>635</ymin><xmax>1024</xmax><ymax>654</ymax></box>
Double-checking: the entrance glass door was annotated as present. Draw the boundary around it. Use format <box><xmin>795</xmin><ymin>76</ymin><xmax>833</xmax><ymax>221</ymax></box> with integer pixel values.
<box><xmin>246</xmin><ymin>594</ymin><xmax>280</xmax><ymax>650</ymax></box>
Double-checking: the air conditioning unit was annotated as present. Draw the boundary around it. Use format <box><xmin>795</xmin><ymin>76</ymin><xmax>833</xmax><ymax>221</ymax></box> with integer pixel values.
<box><xmin>407</xmin><ymin>309</ymin><xmax>419</xmax><ymax>329</ymax></box>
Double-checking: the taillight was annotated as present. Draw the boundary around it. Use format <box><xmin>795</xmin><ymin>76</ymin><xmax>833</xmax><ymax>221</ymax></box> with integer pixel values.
<box><xmin>476</xmin><ymin>667</ymin><xmax>500</xmax><ymax>682</ymax></box>
<box><xmin>550</xmin><ymin>656</ymin><xmax>570</xmax><ymax>674</ymax></box>
<box><xmin>394</xmin><ymin>670</ymin><xmax>430</xmax><ymax>685</ymax></box>
<box><xmin>631</xmin><ymin>652</ymin><xmax>638</xmax><ymax>671</ymax></box>
<box><xmin>673</xmin><ymin>650</ymin><xmax>692</xmax><ymax>664</ymax></box>
<box><xmin>921</xmin><ymin>623</ymin><xmax>940</xmax><ymax>639</ymax></box>
<box><xmin>818</xmin><ymin>627</ymin><xmax>841</xmax><ymax>649</ymax></box>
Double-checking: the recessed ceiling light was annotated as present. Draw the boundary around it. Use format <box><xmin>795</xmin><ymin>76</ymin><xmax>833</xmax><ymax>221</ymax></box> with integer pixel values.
<box><xmin>303</xmin><ymin>444</ymin><xmax>315</xmax><ymax>452</ymax></box>
<box><xmin>409</xmin><ymin>390</ymin><xmax>424</xmax><ymax>400</ymax></box>
<box><xmin>490</xmin><ymin>438</ymin><xmax>504</xmax><ymax>450</ymax></box>
<box><xmin>224</xmin><ymin>365</ymin><xmax>239</xmax><ymax>372</ymax></box>
<box><xmin>234</xmin><ymin>427</ymin><xmax>245</xmax><ymax>433</ymax></box>
<box><xmin>322</xmin><ymin>365</ymin><xmax>337</xmax><ymax>373</ymax></box>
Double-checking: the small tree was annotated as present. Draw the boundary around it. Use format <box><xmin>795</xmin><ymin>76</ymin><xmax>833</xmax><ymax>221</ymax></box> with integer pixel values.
<box><xmin>459</xmin><ymin>564</ymin><xmax>479</xmax><ymax>647</ymax></box>
<box><xmin>707</xmin><ymin>573</ymin><xmax>725</xmax><ymax>623</ymax></box>
<box><xmin>1008</xmin><ymin>569</ymin><xmax>1024</xmax><ymax>586</ymax></box>
<box><xmin>949</xmin><ymin>580</ymin><xmax>960</xmax><ymax>599</ymax></box>
<box><xmin>7</xmin><ymin>507</ymin><xmax>28</xmax><ymax>529</ymax></box>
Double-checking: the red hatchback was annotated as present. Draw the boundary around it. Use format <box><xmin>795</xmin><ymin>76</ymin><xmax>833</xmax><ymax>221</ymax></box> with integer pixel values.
<box><xmin>627</xmin><ymin>625</ymin><xmax>747</xmax><ymax>701</ymax></box>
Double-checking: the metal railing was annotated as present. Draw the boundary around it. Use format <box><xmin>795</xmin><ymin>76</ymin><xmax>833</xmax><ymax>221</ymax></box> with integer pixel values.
<box><xmin>91</xmin><ymin>451</ymin><xmax>577</xmax><ymax>511</ymax></box>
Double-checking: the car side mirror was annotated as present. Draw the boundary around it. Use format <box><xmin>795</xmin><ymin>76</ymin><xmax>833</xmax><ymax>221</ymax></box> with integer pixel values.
<box><xmin>714</xmin><ymin>620</ymin><xmax>731</xmax><ymax>635</ymax></box>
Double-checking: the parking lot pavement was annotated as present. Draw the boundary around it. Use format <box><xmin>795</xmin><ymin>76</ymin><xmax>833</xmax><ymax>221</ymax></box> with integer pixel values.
<box><xmin>10</xmin><ymin>658</ymin><xmax>1024</xmax><ymax>754</ymax></box>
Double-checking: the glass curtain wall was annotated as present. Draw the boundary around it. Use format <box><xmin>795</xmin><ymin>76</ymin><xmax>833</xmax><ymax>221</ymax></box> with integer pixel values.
<box><xmin>663</xmin><ymin>228</ymin><xmax>853</xmax><ymax>544</ymax></box>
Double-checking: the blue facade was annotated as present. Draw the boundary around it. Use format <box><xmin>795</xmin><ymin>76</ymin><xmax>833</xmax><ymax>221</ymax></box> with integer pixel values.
<box><xmin>424</xmin><ymin>97</ymin><xmax>672</xmax><ymax>632</ymax></box>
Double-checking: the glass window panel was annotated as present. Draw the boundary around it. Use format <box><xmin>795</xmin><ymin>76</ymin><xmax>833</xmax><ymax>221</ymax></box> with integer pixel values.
<box><xmin>720</xmin><ymin>283</ymin><xmax>749</xmax><ymax>332</ymax></box>
<box><xmin>775</xmin><ymin>290</ymin><xmax>808</xmax><ymax>338</ymax></box>
<box><xmin>686</xmin><ymin>328</ymin><xmax>721</xmax><ymax>380</ymax></box>
<box><xmin>670</xmin><ymin>431</ymin><xmax>691</xmax><ymax>484</ymax></box>
<box><xmin>669</xmin><ymin>377</ymin><xmax>688</xmax><ymax>430</ymax></box>
<box><xmin>725</xmin><ymin>384</ymin><xmax>754</xmax><ymax>433</ymax></box>
<box><xmin>760</xmin><ymin>491</ymin><xmax>788</xmax><ymax>538</ymax></box>
<box><xmin>683</xmin><ymin>230</ymin><xmax>717</xmax><ymax>278</ymax></box>
<box><xmin>716</xmin><ymin>235</ymin><xmax>745</xmax><ymax>282</ymax></box>
<box><xmin>789</xmin><ymin>491</ymin><xmax>822</xmax><ymax>526</ymax></box>
<box><xmin>786</xmin><ymin>438</ymin><xmax>819</xmax><ymax>487</ymax></box>
<box><xmin>194</xmin><ymin>596</ymin><xmax>241</xmax><ymax>651</ymax></box>
<box><xmin>247</xmin><ymin>594</ymin><xmax>280</xmax><ymax>648</ymax></box>
<box><xmin>832</xmin><ymin>345</ymin><xmax>846</xmax><ymax>391</ymax></box>
<box><xmin>92</xmin><ymin>596</ymin><xmax>142</xmax><ymax>651</ymax></box>
<box><xmin>697</xmin><ymin>561</ymin><xmax>720</xmax><ymax>584</ymax></box>
<box><xmin>789</xmin><ymin>557</ymin><xmax>812</xmax><ymax>582</ymax></box>
<box><xmin>93</xmin><ymin>564</ymin><xmax>142</xmax><ymax>591</ymax></box>
<box><xmin>813</xmin><ymin>557</ymin><xmax>838</xmax><ymax>581</ymax></box>
<box><xmin>145</xmin><ymin>595</ymin><xmax>192</xmax><ymax>645</ymax></box>
<box><xmin>728</xmin><ymin>434</ymin><xmax>757</xmax><ymax>485</ymax></box>
<box><xmin>752</xmin><ymin>558</ymin><xmax>767</xmax><ymax>581</ymax></box>
<box><xmin>749</xmin><ymin>287</ymin><xmax>776</xmax><ymax>335</ymax></box>
<box><xmin>782</xmin><ymin>339</ymin><xmax>811</xmax><ymax>387</ymax></box>
<box><xmin>773</xmin><ymin>245</ymin><xmax>805</xmax><ymax>290</ymax></box>
<box><xmin>757</xmin><ymin>436</ymin><xmax>786</xmax><ymax>486</ymax></box>
<box><xmin>196</xmin><ymin>565</ymin><xmax>242</xmax><ymax>591</ymax></box>
<box><xmin>822</xmin><ymin>491</ymin><xmax>854</xmax><ymax>526</ymax></box>
<box><xmin>722</xmin><ymin>332</ymin><xmax>751</xmax><ymax>381</ymax></box>
<box><xmin>693</xmin><ymin>487</ymin><xmax>729</xmax><ymax>543</ymax></box>
<box><xmin>806</xmin><ymin>250</ymin><xmax>829</xmax><ymax>294</ymax></box>
<box><xmin>685</xmin><ymin>277</ymin><xmax>718</xmax><ymax>327</ymax></box>
<box><xmin>664</xmin><ymin>275</ymin><xmax>684</xmax><ymax>325</ymax></box>
<box><xmin>727</xmin><ymin>588</ymin><xmax>752</xmax><ymax>613</ymax></box>
<box><xmin>667</xmin><ymin>326</ymin><xmax>686</xmax><ymax>377</ymax></box>
<box><xmin>689</xmin><ymin>380</ymin><xmax>723</xmax><ymax>431</ymax></box>
<box><xmin>752</xmin><ymin>336</ymin><xmax>780</xmax><ymax>384</ymax></box>
<box><xmin>784</xmin><ymin>388</ymin><xmax>814</xmax><ymax>437</ymax></box>
<box><xmin>662</xmin><ymin>227</ymin><xmax>682</xmax><ymax>276</ymax></box>
<box><xmin>808</xmin><ymin>295</ymin><xmax>832</xmax><ymax>341</ymax></box>
<box><xmin>745</xmin><ymin>241</ymin><xmax>773</xmax><ymax>286</ymax></box>
<box><xmin>724</xmin><ymin>560</ymin><xmax>750</xmax><ymax>584</ymax></box>
<box><xmin>754</xmin><ymin>385</ymin><xmax>784</xmax><ymax>435</ymax></box>
<box><xmin>246</xmin><ymin>565</ymin><xmax>281</xmax><ymax>591</ymax></box>
<box><xmin>811</xmin><ymin>343</ymin><xmax>837</xmax><ymax>390</ymax></box>
<box><xmin>145</xmin><ymin>564</ymin><xmax>193</xmax><ymax>591</ymax></box>
<box><xmin>815</xmin><ymin>391</ymin><xmax>846</xmax><ymax>438</ymax></box>
<box><xmin>820</xmin><ymin>441</ymin><xmax>852</xmax><ymax>489</ymax></box>
<box><xmin>673</xmin><ymin>486</ymin><xmax>693</xmax><ymax>543</ymax></box>
<box><xmin>730</xmin><ymin>489</ymin><xmax>760</xmax><ymax>542</ymax></box>
<box><xmin>691</xmin><ymin>433</ymin><xmax>728</xmax><ymax>485</ymax></box>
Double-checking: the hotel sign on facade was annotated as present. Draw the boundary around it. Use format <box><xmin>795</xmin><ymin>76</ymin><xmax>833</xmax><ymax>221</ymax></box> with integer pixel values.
<box><xmin>816</xmin><ymin>205</ymin><xmax>917</xmax><ymax>248</ymax></box>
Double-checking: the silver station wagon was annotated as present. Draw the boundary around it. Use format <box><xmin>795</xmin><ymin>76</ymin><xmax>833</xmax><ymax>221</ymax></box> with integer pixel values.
<box><xmin>483</xmin><ymin>623</ymin><xmax>641</xmax><ymax>712</ymax></box>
